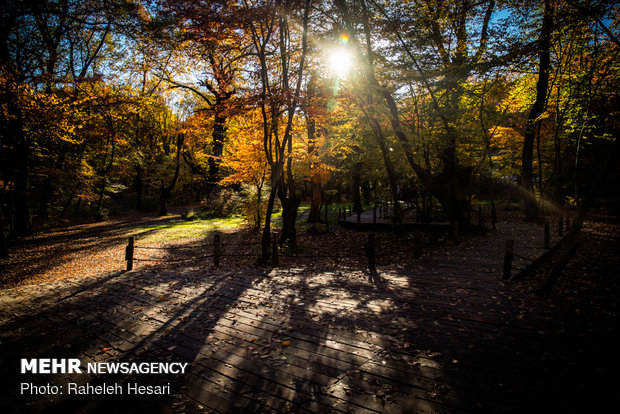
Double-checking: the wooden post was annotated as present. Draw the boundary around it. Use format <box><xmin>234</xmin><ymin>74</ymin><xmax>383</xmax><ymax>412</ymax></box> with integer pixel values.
<box><xmin>366</xmin><ymin>233</ymin><xmax>376</xmax><ymax>272</ymax></box>
<box><xmin>414</xmin><ymin>229</ymin><xmax>422</xmax><ymax>259</ymax></box>
<box><xmin>357</xmin><ymin>209</ymin><xmax>361</xmax><ymax>224</ymax></box>
<box><xmin>544</xmin><ymin>221</ymin><xmax>550</xmax><ymax>249</ymax></box>
<box><xmin>373</xmin><ymin>204</ymin><xmax>377</xmax><ymax>224</ymax></box>
<box><xmin>452</xmin><ymin>221</ymin><xmax>460</xmax><ymax>239</ymax></box>
<box><xmin>502</xmin><ymin>239</ymin><xmax>514</xmax><ymax>280</ymax></box>
<box><xmin>478</xmin><ymin>206</ymin><xmax>484</xmax><ymax>227</ymax></box>
<box><xmin>272</xmin><ymin>232</ymin><xmax>279</xmax><ymax>267</ymax></box>
<box><xmin>558</xmin><ymin>215</ymin><xmax>563</xmax><ymax>236</ymax></box>
<box><xmin>491</xmin><ymin>204</ymin><xmax>497</xmax><ymax>230</ymax></box>
<box><xmin>213</xmin><ymin>233</ymin><xmax>221</xmax><ymax>267</ymax></box>
<box><xmin>349</xmin><ymin>205</ymin><xmax>352</xmax><ymax>216</ymax></box>
<box><xmin>125</xmin><ymin>237</ymin><xmax>134</xmax><ymax>271</ymax></box>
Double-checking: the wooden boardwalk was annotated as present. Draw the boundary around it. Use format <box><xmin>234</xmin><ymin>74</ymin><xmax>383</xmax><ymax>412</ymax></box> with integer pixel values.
<box><xmin>0</xmin><ymin>214</ymin><xmax>607</xmax><ymax>413</ymax></box>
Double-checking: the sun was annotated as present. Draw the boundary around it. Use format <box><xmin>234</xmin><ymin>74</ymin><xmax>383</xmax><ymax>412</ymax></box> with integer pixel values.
<box><xmin>328</xmin><ymin>48</ymin><xmax>352</xmax><ymax>78</ymax></box>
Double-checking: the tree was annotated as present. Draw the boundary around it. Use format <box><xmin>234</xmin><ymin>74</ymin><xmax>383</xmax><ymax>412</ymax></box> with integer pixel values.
<box><xmin>220</xmin><ymin>110</ymin><xmax>269</xmax><ymax>230</ymax></box>
<box><xmin>151</xmin><ymin>0</ymin><xmax>249</xmax><ymax>194</ymax></box>
<box><xmin>0</xmin><ymin>0</ymin><xmax>137</xmax><ymax>233</ymax></box>
<box><xmin>521</xmin><ymin>0</ymin><xmax>553</xmax><ymax>220</ymax></box>
<box><xmin>242</xmin><ymin>0</ymin><xmax>312</xmax><ymax>259</ymax></box>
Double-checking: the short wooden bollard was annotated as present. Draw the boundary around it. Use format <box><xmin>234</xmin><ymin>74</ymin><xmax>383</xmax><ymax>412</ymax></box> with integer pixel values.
<box><xmin>414</xmin><ymin>229</ymin><xmax>422</xmax><ymax>259</ymax></box>
<box><xmin>491</xmin><ymin>205</ymin><xmax>497</xmax><ymax>230</ymax></box>
<box><xmin>558</xmin><ymin>215</ymin><xmax>564</xmax><ymax>236</ymax></box>
<box><xmin>213</xmin><ymin>234</ymin><xmax>221</xmax><ymax>267</ymax></box>
<box><xmin>357</xmin><ymin>209</ymin><xmax>361</xmax><ymax>224</ymax></box>
<box><xmin>125</xmin><ymin>236</ymin><xmax>134</xmax><ymax>271</ymax></box>
<box><xmin>365</xmin><ymin>233</ymin><xmax>376</xmax><ymax>272</ymax></box>
<box><xmin>349</xmin><ymin>205</ymin><xmax>352</xmax><ymax>216</ymax></box>
<box><xmin>373</xmin><ymin>205</ymin><xmax>377</xmax><ymax>224</ymax></box>
<box><xmin>272</xmin><ymin>232</ymin><xmax>279</xmax><ymax>267</ymax></box>
<box><xmin>502</xmin><ymin>239</ymin><xmax>514</xmax><ymax>280</ymax></box>
<box><xmin>544</xmin><ymin>221</ymin><xmax>550</xmax><ymax>249</ymax></box>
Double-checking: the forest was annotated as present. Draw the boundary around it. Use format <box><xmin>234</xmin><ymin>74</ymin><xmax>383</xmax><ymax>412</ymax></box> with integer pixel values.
<box><xmin>1</xmin><ymin>0</ymin><xmax>618</xmax><ymax>260</ymax></box>
<box><xmin>1</xmin><ymin>1</ymin><xmax>619</xmax><ymax>413</ymax></box>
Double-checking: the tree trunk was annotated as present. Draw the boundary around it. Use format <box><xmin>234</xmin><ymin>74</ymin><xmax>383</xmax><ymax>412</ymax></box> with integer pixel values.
<box><xmin>369</xmin><ymin>118</ymin><xmax>401</xmax><ymax>225</ymax></box>
<box><xmin>261</xmin><ymin>175</ymin><xmax>280</xmax><ymax>261</ymax></box>
<box><xmin>135</xmin><ymin>164</ymin><xmax>143</xmax><ymax>210</ymax></box>
<box><xmin>38</xmin><ymin>149</ymin><xmax>66</xmax><ymax>219</ymax></box>
<box><xmin>38</xmin><ymin>176</ymin><xmax>53</xmax><ymax>219</ymax></box>
<box><xmin>0</xmin><ymin>204</ymin><xmax>8</xmax><ymax>258</ymax></box>
<box><xmin>159</xmin><ymin>134</ymin><xmax>185</xmax><ymax>216</ymax></box>
<box><xmin>209</xmin><ymin>113</ymin><xmax>226</xmax><ymax>184</ymax></box>
<box><xmin>308</xmin><ymin>173</ymin><xmax>322</xmax><ymax>225</ymax></box>
<box><xmin>61</xmin><ymin>192</ymin><xmax>75</xmax><ymax>218</ymax></box>
<box><xmin>279</xmin><ymin>188</ymin><xmax>300</xmax><ymax>248</ymax></box>
<box><xmin>255</xmin><ymin>180</ymin><xmax>263</xmax><ymax>231</ymax></box>
<box><xmin>352</xmin><ymin>162</ymin><xmax>363</xmax><ymax>214</ymax></box>
<box><xmin>538</xmin><ymin>142</ymin><xmax>616</xmax><ymax>294</ymax></box>
<box><xmin>521</xmin><ymin>0</ymin><xmax>553</xmax><ymax>220</ymax></box>
<box><xmin>279</xmin><ymin>148</ymin><xmax>299</xmax><ymax>247</ymax></box>
<box><xmin>11</xmin><ymin>138</ymin><xmax>32</xmax><ymax>237</ymax></box>
<box><xmin>4</xmin><ymin>76</ymin><xmax>32</xmax><ymax>237</ymax></box>
<box><xmin>307</xmin><ymin>115</ymin><xmax>322</xmax><ymax>227</ymax></box>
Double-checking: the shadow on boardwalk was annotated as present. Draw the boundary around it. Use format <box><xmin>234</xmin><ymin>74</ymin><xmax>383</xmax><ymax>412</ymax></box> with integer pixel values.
<box><xmin>0</xmin><ymin>212</ymin><xmax>617</xmax><ymax>413</ymax></box>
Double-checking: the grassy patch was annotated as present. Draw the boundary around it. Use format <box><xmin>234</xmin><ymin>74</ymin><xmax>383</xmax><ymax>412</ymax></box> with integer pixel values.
<box><xmin>133</xmin><ymin>216</ymin><xmax>244</xmax><ymax>242</ymax></box>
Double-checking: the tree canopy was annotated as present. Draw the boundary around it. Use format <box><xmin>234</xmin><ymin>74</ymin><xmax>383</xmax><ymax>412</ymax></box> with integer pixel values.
<box><xmin>1</xmin><ymin>0</ymin><xmax>618</xmax><ymax>258</ymax></box>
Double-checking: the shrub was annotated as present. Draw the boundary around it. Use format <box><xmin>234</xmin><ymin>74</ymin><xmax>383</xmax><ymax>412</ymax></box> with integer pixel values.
<box><xmin>200</xmin><ymin>188</ymin><xmax>245</xmax><ymax>218</ymax></box>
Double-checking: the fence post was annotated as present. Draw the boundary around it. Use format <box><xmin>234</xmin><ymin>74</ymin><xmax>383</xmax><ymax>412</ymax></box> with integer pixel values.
<box><xmin>558</xmin><ymin>215</ymin><xmax>564</xmax><ymax>236</ymax></box>
<box><xmin>491</xmin><ymin>204</ymin><xmax>497</xmax><ymax>230</ymax></box>
<box><xmin>125</xmin><ymin>236</ymin><xmax>134</xmax><ymax>271</ymax></box>
<box><xmin>414</xmin><ymin>229</ymin><xmax>422</xmax><ymax>259</ymax></box>
<box><xmin>357</xmin><ymin>209</ymin><xmax>361</xmax><ymax>224</ymax></box>
<box><xmin>366</xmin><ymin>233</ymin><xmax>376</xmax><ymax>272</ymax></box>
<box><xmin>478</xmin><ymin>206</ymin><xmax>484</xmax><ymax>227</ymax></box>
<box><xmin>373</xmin><ymin>204</ymin><xmax>377</xmax><ymax>224</ymax></box>
<box><xmin>544</xmin><ymin>221</ymin><xmax>550</xmax><ymax>249</ymax></box>
<box><xmin>272</xmin><ymin>232</ymin><xmax>279</xmax><ymax>267</ymax></box>
<box><xmin>502</xmin><ymin>239</ymin><xmax>514</xmax><ymax>280</ymax></box>
<box><xmin>214</xmin><ymin>233</ymin><xmax>221</xmax><ymax>267</ymax></box>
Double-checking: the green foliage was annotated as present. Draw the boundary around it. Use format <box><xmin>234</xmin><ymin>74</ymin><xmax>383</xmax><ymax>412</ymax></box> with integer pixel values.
<box><xmin>200</xmin><ymin>189</ymin><xmax>246</xmax><ymax>218</ymax></box>
<box><xmin>1</xmin><ymin>0</ymin><xmax>618</xmax><ymax>235</ymax></box>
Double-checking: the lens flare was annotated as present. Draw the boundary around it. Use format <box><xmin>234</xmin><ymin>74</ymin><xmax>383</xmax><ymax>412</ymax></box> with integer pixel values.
<box><xmin>329</xmin><ymin>48</ymin><xmax>352</xmax><ymax>78</ymax></box>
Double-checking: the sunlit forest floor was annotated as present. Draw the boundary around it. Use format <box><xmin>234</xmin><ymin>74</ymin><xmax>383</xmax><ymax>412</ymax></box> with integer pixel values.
<box><xmin>0</xmin><ymin>208</ymin><xmax>618</xmax><ymax>412</ymax></box>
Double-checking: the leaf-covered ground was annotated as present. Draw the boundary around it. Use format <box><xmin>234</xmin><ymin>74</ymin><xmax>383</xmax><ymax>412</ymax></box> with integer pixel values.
<box><xmin>0</xmin><ymin>208</ymin><xmax>618</xmax><ymax>413</ymax></box>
